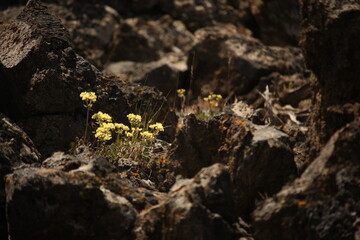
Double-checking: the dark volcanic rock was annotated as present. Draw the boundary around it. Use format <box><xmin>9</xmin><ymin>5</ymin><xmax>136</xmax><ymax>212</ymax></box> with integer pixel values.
<box><xmin>189</xmin><ymin>25</ymin><xmax>305</xmax><ymax>98</ymax></box>
<box><xmin>0</xmin><ymin>0</ymin><xmax>175</xmax><ymax>155</ymax></box>
<box><xmin>6</xmin><ymin>167</ymin><xmax>137</xmax><ymax>240</ymax></box>
<box><xmin>219</xmin><ymin>114</ymin><xmax>297</xmax><ymax>219</ymax></box>
<box><xmin>159</xmin><ymin>0</ymin><xmax>247</xmax><ymax>32</ymax></box>
<box><xmin>135</xmin><ymin>163</ymin><xmax>241</xmax><ymax>240</ymax></box>
<box><xmin>107</xmin><ymin>16</ymin><xmax>194</xmax><ymax>63</ymax></box>
<box><xmin>105</xmin><ymin>54</ymin><xmax>187</xmax><ymax>97</ymax></box>
<box><xmin>0</xmin><ymin>114</ymin><xmax>41</xmax><ymax>239</ymax></box>
<box><xmin>46</xmin><ymin>2</ymin><xmax>122</xmax><ymax>69</ymax></box>
<box><xmin>253</xmin><ymin>118</ymin><xmax>360</xmax><ymax>240</ymax></box>
<box><xmin>250</xmin><ymin>0</ymin><xmax>301</xmax><ymax>46</ymax></box>
<box><xmin>169</xmin><ymin>114</ymin><xmax>224</xmax><ymax>178</ymax></box>
<box><xmin>170</xmin><ymin>112</ymin><xmax>297</xmax><ymax>219</ymax></box>
<box><xmin>301</xmin><ymin>0</ymin><xmax>360</xmax><ymax>161</ymax></box>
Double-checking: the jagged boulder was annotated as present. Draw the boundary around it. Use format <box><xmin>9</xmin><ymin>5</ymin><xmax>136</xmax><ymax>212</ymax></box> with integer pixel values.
<box><xmin>46</xmin><ymin>2</ymin><xmax>122</xmax><ymax>69</ymax></box>
<box><xmin>253</xmin><ymin>118</ymin><xmax>360</xmax><ymax>240</ymax></box>
<box><xmin>5</xmin><ymin>146</ymin><xmax>170</xmax><ymax>240</ymax></box>
<box><xmin>6</xmin><ymin>167</ymin><xmax>137</xmax><ymax>240</ymax></box>
<box><xmin>134</xmin><ymin>163</ymin><xmax>242</xmax><ymax>240</ymax></box>
<box><xmin>105</xmin><ymin>54</ymin><xmax>187</xmax><ymax>97</ymax></box>
<box><xmin>170</xmin><ymin>112</ymin><xmax>297</xmax><ymax>219</ymax></box>
<box><xmin>301</xmin><ymin>0</ymin><xmax>360</xmax><ymax>161</ymax></box>
<box><xmin>0</xmin><ymin>115</ymin><xmax>41</xmax><ymax>239</ymax></box>
<box><xmin>188</xmin><ymin>25</ymin><xmax>305</xmax><ymax>98</ymax></box>
<box><xmin>107</xmin><ymin>16</ymin><xmax>194</xmax><ymax>63</ymax></box>
<box><xmin>250</xmin><ymin>0</ymin><xmax>301</xmax><ymax>46</ymax></box>
<box><xmin>159</xmin><ymin>0</ymin><xmax>247</xmax><ymax>32</ymax></box>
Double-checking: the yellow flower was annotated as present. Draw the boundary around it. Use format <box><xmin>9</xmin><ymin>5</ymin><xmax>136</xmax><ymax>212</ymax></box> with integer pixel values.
<box><xmin>125</xmin><ymin>132</ymin><xmax>133</xmax><ymax>138</ymax></box>
<box><xmin>95</xmin><ymin>126</ymin><xmax>112</xmax><ymax>141</ymax></box>
<box><xmin>100</xmin><ymin>122</ymin><xmax>115</xmax><ymax>131</ymax></box>
<box><xmin>80</xmin><ymin>91</ymin><xmax>97</xmax><ymax>102</ymax></box>
<box><xmin>114</xmin><ymin>123</ymin><xmax>130</xmax><ymax>133</ymax></box>
<box><xmin>204</xmin><ymin>94</ymin><xmax>222</xmax><ymax>102</ymax></box>
<box><xmin>140</xmin><ymin>131</ymin><xmax>154</xmax><ymax>140</ymax></box>
<box><xmin>92</xmin><ymin>111</ymin><xmax>112</xmax><ymax>124</ymax></box>
<box><xmin>131</xmin><ymin>127</ymin><xmax>143</xmax><ymax>132</ymax></box>
<box><xmin>149</xmin><ymin>122</ymin><xmax>164</xmax><ymax>132</ymax></box>
<box><xmin>177</xmin><ymin>89</ymin><xmax>186</xmax><ymax>98</ymax></box>
<box><xmin>127</xmin><ymin>113</ymin><xmax>142</xmax><ymax>125</ymax></box>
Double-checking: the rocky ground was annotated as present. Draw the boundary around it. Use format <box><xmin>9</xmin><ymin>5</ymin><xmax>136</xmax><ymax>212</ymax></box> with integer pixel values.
<box><xmin>0</xmin><ymin>0</ymin><xmax>359</xmax><ymax>239</ymax></box>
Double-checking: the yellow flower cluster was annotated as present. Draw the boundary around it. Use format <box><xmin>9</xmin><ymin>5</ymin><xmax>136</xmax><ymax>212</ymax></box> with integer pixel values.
<box><xmin>140</xmin><ymin>131</ymin><xmax>154</xmax><ymax>140</ymax></box>
<box><xmin>149</xmin><ymin>122</ymin><xmax>165</xmax><ymax>132</ymax></box>
<box><xmin>114</xmin><ymin>123</ymin><xmax>130</xmax><ymax>134</ymax></box>
<box><xmin>92</xmin><ymin>111</ymin><xmax>112</xmax><ymax>124</ymax></box>
<box><xmin>177</xmin><ymin>89</ymin><xmax>186</xmax><ymax>98</ymax></box>
<box><xmin>80</xmin><ymin>92</ymin><xmax>97</xmax><ymax>107</ymax></box>
<box><xmin>91</xmin><ymin>110</ymin><xmax>164</xmax><ymax>147</ymax></box>
<box><xmin>131</xmin><ymin>127</ymin><xmax>143</xmax><ymax>132</ymax></box>
<box><xmin>95</xmin><ymin>123</ymin><xmax>115</xmax><ymax>141</ymax></box>
<box><xmin>203</xmin><ymin>94</ymin><xmax>222</xmax><ymax>102</ymax></box>
<box><xmin>127</xmin><ymin>113</ymin><xmax>142</xmax><ymax>125</ymax></box>
<box><xmin>125</xmin><ymin>132</ymin><xmax>133</xmax><ymax>138</ymax></box>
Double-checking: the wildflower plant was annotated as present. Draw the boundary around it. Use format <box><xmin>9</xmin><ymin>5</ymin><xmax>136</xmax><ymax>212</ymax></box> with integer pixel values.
<box><xmin>89</xmin><ymin>109</ymin><xmax>164</xmax><ymax>162</ymax></box>
<box><xmin>177</xmin><ymin>89</ymin><xmax>186</xmax><ymax>113</ymax></box>
<box><xmin>79</xmin><ymin>93</ymin><xmax>166</xmax><ymax>165</ymax></box>
<box><xmin>80</xmin><ymin>91</ymin><xmax>97</xmax><ymax>142</ymax></box>
<box><xmin>204</xmin><ymin>93</ymin><xmax>222</xmax><ymax>115</ymax></box>
<box><xmin>195</xmin><ymin>93</ymin><xmax>223</xmax><ymax>121</ymax></box>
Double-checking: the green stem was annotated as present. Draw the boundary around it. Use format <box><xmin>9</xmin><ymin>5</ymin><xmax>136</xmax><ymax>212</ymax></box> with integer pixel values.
<box><xmin>84</xmin><ymin>105</ymin><xmax>90</xmax><ymax>143</ymax></box>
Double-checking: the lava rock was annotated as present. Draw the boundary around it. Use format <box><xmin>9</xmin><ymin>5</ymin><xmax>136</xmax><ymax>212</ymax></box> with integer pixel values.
<box><xmin>253</xmin><ymin>118</ymin><xmax>360</xmax><ymax>240</ymax></box>
<box><xmin>159</xmin><ymin>0</ymin><xmax>247</xmax><ymax>32</ymax></box>
<box><xmin>105</xmin><ymin>54</ymin><xmax>187</xmax><ymax>97</ymax></box>
<box><xmin>250</xmin><ymin>0</ymin><xmax>301</xmax><ymax>46</ymax></box>
<box><xmin>107</xmin><ymin>16</ymin><xmax>194</xmax><ymax>63</ymax></box>
<box><xmin>170</xmin><ymin>112</ymin><xmax>297</xmax><ymax>219</ymax></box>
<box><xmin>301</xmin><ymin>0</ymin><xmax>360</xmax><ymax>160</ymax></box>
<box><xmin>0</xmin><ymin>0</ymin><xmax>176</xmax><ymax>155</ymax></box>
<box><xmin>0</xmin><ymin>114</ymin><xmax>41</xmax><ymax>239</ymax></box>
<box><xmin>169</xmin><ymin>114</ymin><xmax>224</xmax><ymax>178</ymax></box>
<box><xmin>188</xmin><ymin>25</ymin><xmax>305</xmax><ymax>97</ymax></box>
<box><xmin>46</xmin><ymin>2</ymin><xmax>122</xmax><ymax>69</ymax></box>
<box><xmin>134</xmin><ymin>163</ymin><xmax>240</xmax><ymax>240</ymax></box>
<box><xmin>6</xmin><ymin>167</ymin><xmax>137</xmax><ymax>240</ymax></box>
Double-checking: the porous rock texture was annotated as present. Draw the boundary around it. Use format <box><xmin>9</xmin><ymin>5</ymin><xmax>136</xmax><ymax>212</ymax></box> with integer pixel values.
<box><xmin>250</xmin><ymin>0</ymin><xmax>301</xmax><ymax>46</ymax></box>
<box><xmin>0</xmin><ymin>0</ymin><xmax>359</xmax><ymax>239</ymax></box>
<box><xmin>134</xmin><ymin>163</ymin><xmax>240</xmax><ymax>240</ymax></box>
<box><xmin>301</xmin><ymin>0</ymin><xmax>360</xmax><ymax>161</ymax></box>
<box><xmin>0</xmin><ymin>115</ymin><xmax>41</xmax><ymax>239</ymax></box>
<box><xmin>188</xmin><ymin>25</ymin><xmax>305</xmax><ymax>97</ymax></box>
<box><xmin>0</xmin><ymin>0</ymin><xmax>175</xmax><ymax>156</ymax></box>
<box><xmin>253</xmin><ymin>118</ymin><xmax>360</xmax><ymax>240</ymax></box>
<box><xmin>6</xmin><ymin>167</ymin><xmax>137</xmax><ymax>240</ymax></box>
<box><xmin>170</xmin><ymin>113</ymin><xmax>297</xmax><ymax>219</ymax></box>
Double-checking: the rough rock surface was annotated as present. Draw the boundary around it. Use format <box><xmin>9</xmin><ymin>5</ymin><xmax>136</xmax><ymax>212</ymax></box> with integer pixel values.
<box><xmin>250</xmin><ymin>0</ymin><xmax>301</xmax><ymax>46</ymax></box>
<box><xmin>46</xmin><ymin>2</ymin><xmax>122</xmax><ymax>69</ymax></box>
<box><xmin>0</xmin><ymin>1</ymin><xmax>175</xmax><ymax>156</ymax></box>
<box><xmin>6</xmin><ymin>167</ymin><xmax>137</xmax><ymax>240</ymax></box>
<box><xmin>301</xmin><ymin>0</ymin><xmax>360</xmax><ymax>161</ymax></box>
<box><xmin>159</xmin><ymin>0</ymin><xmax>247</xmax><ymax>32</ymax></box>
<box><xmin>107</xmin><ymin>16</ymin><xmax>194</xmax><ymax>63</ymax></box>
<box><xmin>134</xmin><ymin>163</ymin><xmax>241</xmax><ymax>240</ymax></box>
<box><xmin>188</xmin><ymin>25</ymin><xmax>305</xmax><ymax>97</ymax></box>
<box><xmin>170</xmin><ymin>113</ymin><xmax>297</xmax><ymax>219</ymax></box>
<box><xmin>105</xmin><ymin>54</ymin><xmax>187</xmax><ymax>97</ymax></box>
<box><xmin>0</xmin><ymin>115</ymin><xmax>41</xmax><ymax>239</ymax></box>
<box><xmin>253</xmin><ymin>118</ymin><xmax>360</xmax><ymax>240</ymax></box>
